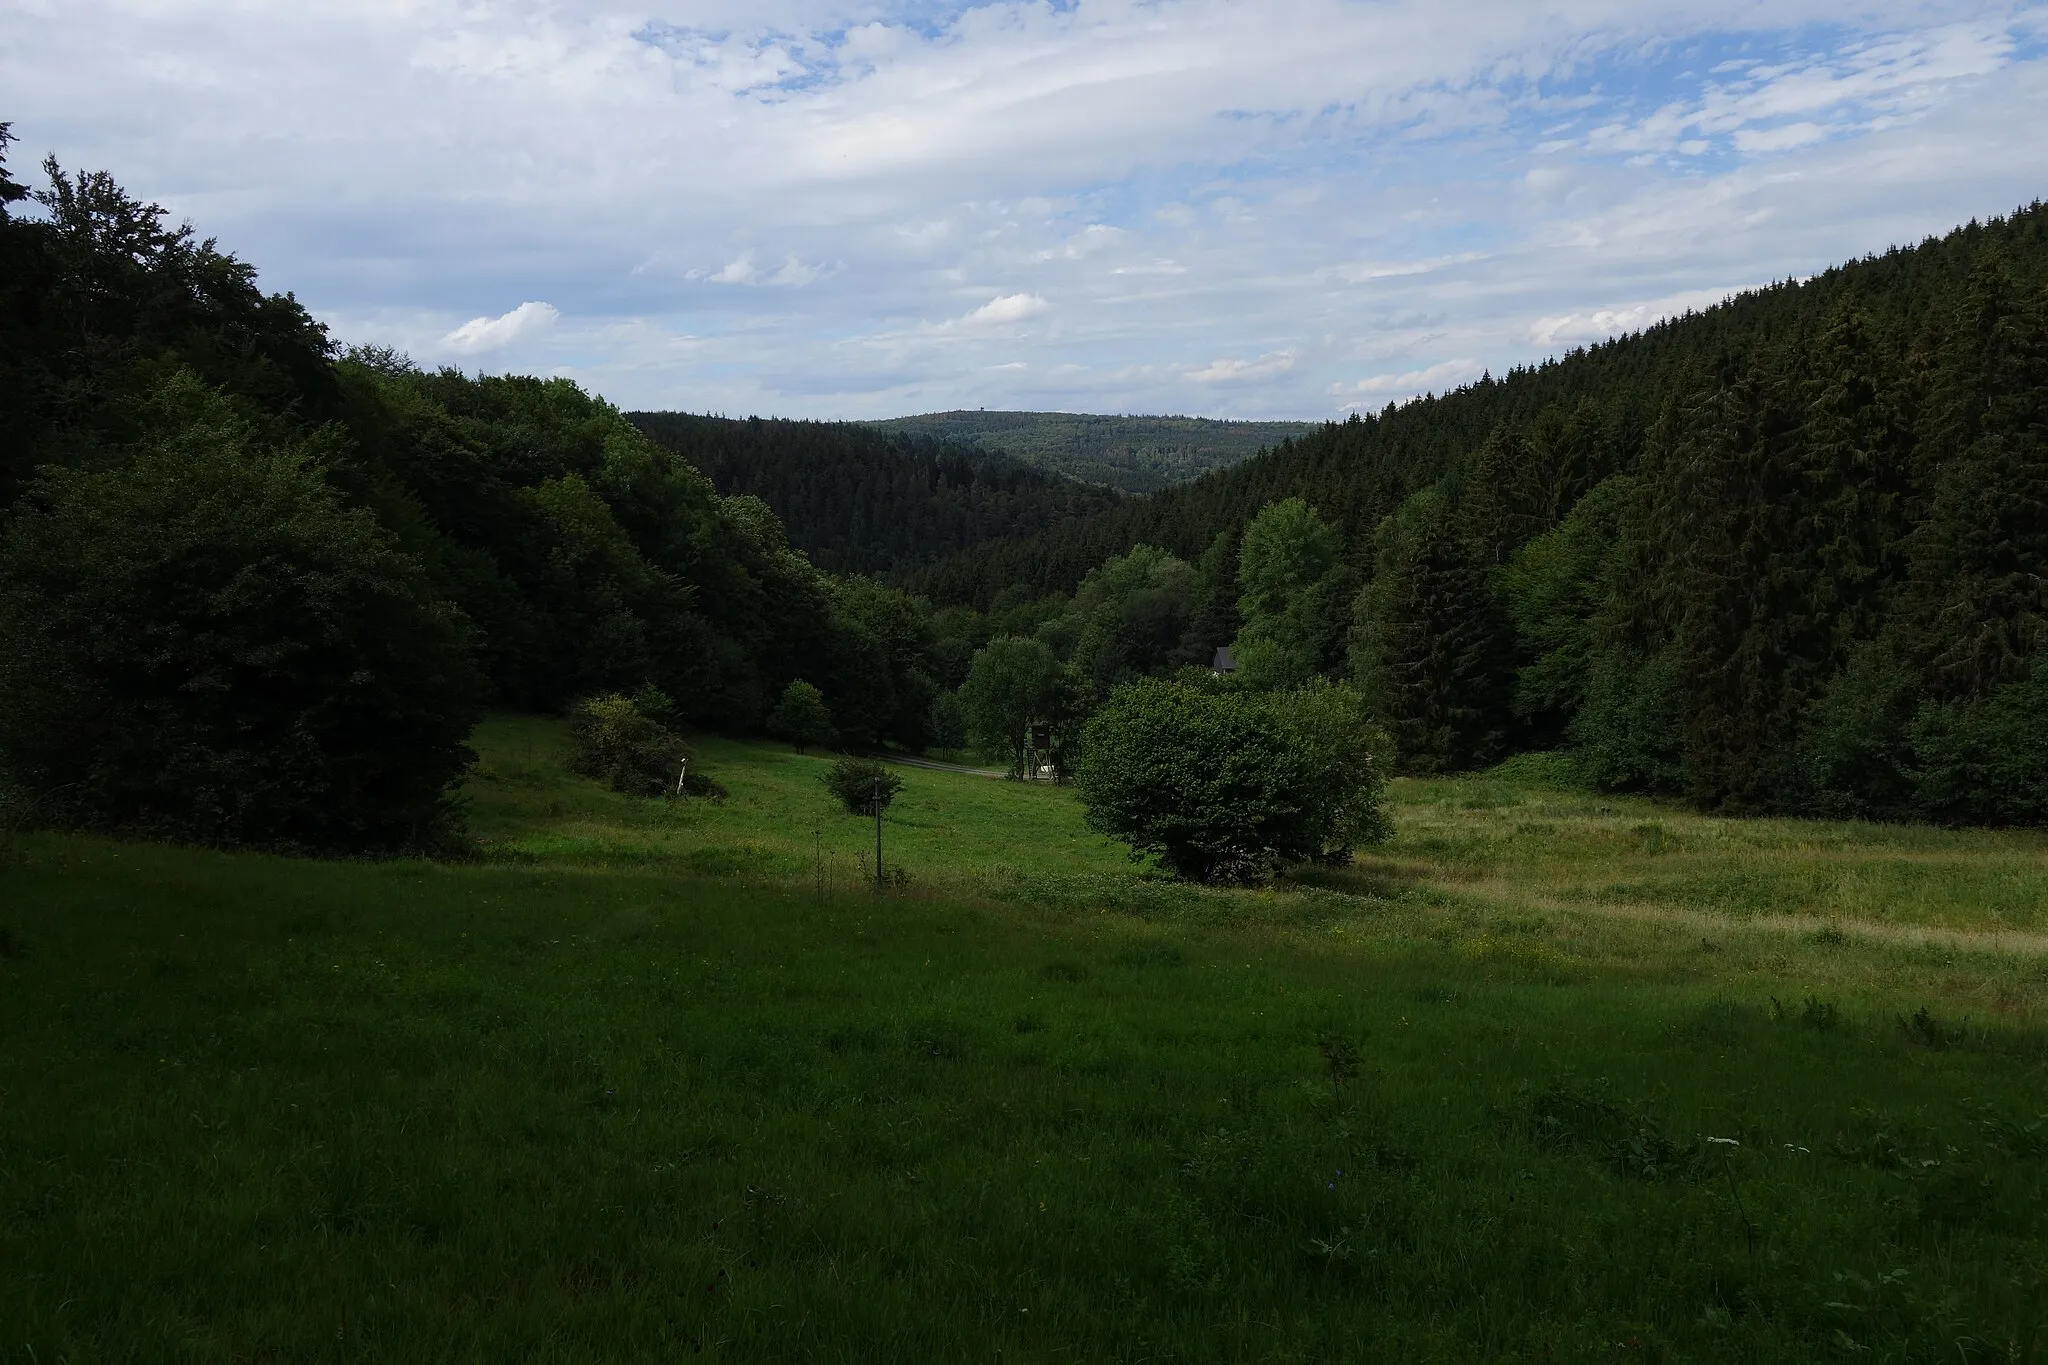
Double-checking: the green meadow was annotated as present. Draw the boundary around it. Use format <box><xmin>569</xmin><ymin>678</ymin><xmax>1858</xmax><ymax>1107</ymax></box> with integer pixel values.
<box><xmin>3</xmin><ymin>718</ymin><xmax>2045</xmax><ymax>1362</ymax></box>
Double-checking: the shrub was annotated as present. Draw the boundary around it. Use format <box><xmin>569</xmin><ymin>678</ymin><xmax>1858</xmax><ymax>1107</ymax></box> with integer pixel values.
<box><xmin>1073</xmin><ymin>678</ymin><xmax>1390</xmax><ymax>882</ymax></box>
<box><xmin>1796</xmin><ymin>643</ymin><xmax>1919</xmax><ymax>819</ymax></box>
<box><xmin>566</xmin><ymin>693</ymin><xmax>698</xmax><ymax>797</ymax></box>
<box><xmin>0</xmin><ymin>377</ymin><xmax>482</xmax><ymax>852</ymax></box>
<box><xmin>766</xmin><ymin>680</ymin><xmax>835</xmax><ymax>753</ymax></box>
<box><xmin>1571</xmin><ymin>646</ymin><xmax>1687</xmax><ymax>794</ymax></box>
<box><xmin>822</xmin><ymin>758</ymin><xmax>902</xmax><ymax>816</ymax></box>
<box><xmin>1909</xmin><ymin>655</ymin><xmax>2048</xmax><ymax>824</ymax></box>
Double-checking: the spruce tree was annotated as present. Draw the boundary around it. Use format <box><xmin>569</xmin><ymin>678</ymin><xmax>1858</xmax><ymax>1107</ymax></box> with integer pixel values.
<box><xmin>1894</xmin><ymin>257</ymin><xmax>2048</xmax><ymax>699</ymax></box>
<box><xmin>1354</xmin><ymin>493</ymin><xmax>1512</xmax><ymax>772</ymax></box>
<box><xmin>1459</xmin><ymin>423</ymin><xmax>1547</xmax><ymax>565</ymax></box>
<box><xmin>1177</xmin><ymin>527</ymin><xmax>1243</xmax><ymax>666</ymax></box>
<box><xmin>1669</xmin><ymin>363</ymin><xmax>1811</xmax><ymax>810</ymax></box>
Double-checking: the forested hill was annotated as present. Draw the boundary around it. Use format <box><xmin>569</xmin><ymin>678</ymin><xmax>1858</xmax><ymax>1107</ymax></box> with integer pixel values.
<box><xmin>863</xmin><ymin>411</ymin><xmax>1315</xmax><ymax>494</ymax></box>
<box><xmin>905</xmin><ymin>203</ymin><xmax>2048</xmax><ymax>613</ymax></box>
<box><xmin>627</xmin><ymin>411</ymin><xmax>1119</xmax><ymax>575</ymax></box>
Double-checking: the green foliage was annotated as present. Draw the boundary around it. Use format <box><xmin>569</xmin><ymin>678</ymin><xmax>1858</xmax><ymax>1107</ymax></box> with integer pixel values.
<box><xmin>0</xmin><ymin>375</ymin><xmax>482</xmax><ymax>850</ymax></box>
<box><xmin>861</xmin><ymin>409</ymin><xmax>1311</xmax><ymax>493</ymax></box>
<box><xmin>1798</xmin><ymin>642</ymin><xmax>1920</xmax><ymax>820</ymax></box>
<box><xmin>0</xmin><ymin>147</ymin><xmax>985</xmax><ymax>829</ymax></box>
<box><xmin>766</xmin><ymin>679</ymin><xmax>835</xmax><ymax>753</ymax></box>
<box><xmin>1233</xmin><ymin>498</ymin><xmax>1356</xmax><ymax>690</ymax></box>
<box><xmin>0</xmin><ymin>123</ymin><xmax>27</xmax><ymax>213</ymax></box>
<box><xmin>629</xmin><ymin>410</ymin><xmax>1119</xmax><ymax>574</ymax></box>
<box><xmin>1894</xmin><ymin>259</ymin><xmax>2048</xmax><ymax>699</ymax></box>
<box><xmin>927</xmin><ymin>605</ymin><xmax>989</xmax><ymax>690</ymax></box>
<box><xmin>902</xmin><ymin>204</ymin><xmax>2048</xmax><ymax>829</ymax></box>
<box><xmin>1352</xmin><ymin>489</ymin><xmax>1513</xmax><ymax>773</ymax></box>
<box><xmin>1572</xmin><ymin>647</ymin><xmax>1687</xmax><ymax>793</ymax></box>
<box><xmin>826</xmin><ymin>578</ymin><xmax>939</xmax><ymax>750</ymax></box>
<box><xmin>961</xmin><ymin>635</ymin><xmax>1063</xmax><ymax>775</ymax></box>
<box><xmin>1183</xmin><ymin>526</ymin><xmax>1243</xmax><ymax>666</ymax></box>
<box><xmin>1909</xmin><ymin>655</ymin><xmax>2048</xmax><ymax>824</ymax></box>
<box><xmin>1074</xmin><ymin>678</ymin><xmax>1388</xmax><ymax>881</ymax></box>
<box><xmin>925</xmin><ymin>689</ymin><xmax>969</xmax><ymax>753</ymax></box>
<box><xmin>821</xmin><ymin>756</ymin><xmax>903</xmax><ymax>816</ymax></box>
<box><xmin>1457</xmin><ymin>423</ymin><xmax>1548</xmax><ymax>565</ymax></box>
<box><xmin>565</xmin><ymin>693</ymin><xmax>692</xmax><ymax>797</ymax></box>
<box><xmin>1503</xmin><ymin>476</ymin><xmax>1627</xmax><ymax>738</ymax></box>
<box><xmin>1051</xmin><ymin>543</ymin><xmax>1202</xmax><ymax>700</ymax></box>
<box><xmin>0</xmin><ymin>149</ymin><xmax>338</xmax><ymax>509</ymax></box>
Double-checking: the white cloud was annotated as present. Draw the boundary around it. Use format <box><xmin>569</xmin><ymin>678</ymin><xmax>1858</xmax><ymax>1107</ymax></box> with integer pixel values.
<box><xmin>1733</xmin><ymin>121</ymin><xmax>1828</xmax><ymax>153</ymax></box>
<box><xmin>1332</xmin><ymin>359</ymin><xmax>1485</xmax><ymax>407</ymax></box>
<box><xmin>1187</xmin><ymin>350</ymin><xmax>1299</xmax><ymax>384</ymax></box>
<box><xmin>6</xmin><ymin>1</ymin><xmax>2045</xmax><ymax>418</ymax></box>
<box><xmin>768</xmin><ymin>256</ymin><xmax>833</xmax><ymax>287</ymax></box>
<box><xmin>1032</xmin><ymin>224</ymin><xmax>1124</xmax><ymax>262</ymax></box>
<box><xmin>1582</xmin><ymin>19</ymin><xmax>2018</xmax><ymax>160</ymax></box>
<box><xmin>708</xmin><ymin>253</ymin><xmax>759</xmax><ymax>284</ymax></box>
<box><xmin>442</xmin><ymin>301</ymin><xmax>558</xmax><ymax>354</ymax></box>
<box><xmin>955</xmin><ymin>293</ymin><xmax>1050</xmax><ymax>327</ymax></box>
<box><xmin>1526</xmin><ymin>286</ymin><xmax>1751</xmax><ymax>347</ymax></box>
<box><xmin>701</xmin><ymin>252</ymin><xmax>833</xmax><ymax>286</ymax></box>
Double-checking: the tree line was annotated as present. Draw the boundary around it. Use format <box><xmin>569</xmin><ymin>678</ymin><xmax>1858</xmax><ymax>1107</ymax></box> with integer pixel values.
<box><xmin>860</xmin><ymin>410</ymin><xmax>1314</xmax><ymax>494</ymax></box>
<box><xmin>4</xmin><ymin>114</ymin><xmax>2041</xmax><ymax>857</ymax></box>
<box><xmin>902</xmin><ymin>201</ymin><xmax>2048</xmax><ymax>823</ymax></box>
<box><xmin>626</xmin><ymin>410</ymin><xmax>1119</xmax><ymax>576</ymax></box>
<box><xmin>0</xmin><ymin>129</ymin><xmax>998</xmax><ymax>849</ymax></box>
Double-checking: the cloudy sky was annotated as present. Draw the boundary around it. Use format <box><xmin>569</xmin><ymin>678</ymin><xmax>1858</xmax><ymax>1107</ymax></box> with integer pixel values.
<box><xmin>6</xmin><ymin>2</ymin><xmax>2046</xmax><ymax>419</ymax></box>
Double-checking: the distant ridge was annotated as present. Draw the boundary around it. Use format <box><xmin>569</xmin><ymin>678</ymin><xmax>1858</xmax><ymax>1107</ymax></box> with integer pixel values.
<box><xmin>903</xmin><ymin>201</ymin><xmax>2048</xmax><ymax>611</ymax></box>
<box><xmin>864</xmin><ymin>411</ymin><xmax>1316</xmax><ymax>494</ymax></box>
<box><xmin>627</xmin><ymin>411</ymin><xmax>1119</xmax><ymax>576</ymax></box>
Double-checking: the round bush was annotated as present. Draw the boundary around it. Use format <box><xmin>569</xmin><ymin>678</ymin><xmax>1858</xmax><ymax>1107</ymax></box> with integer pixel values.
<box><xmin>1074</xmin><ymin>678</ymin><xmax>1389</xmax><ymax>882</ymax></box>
<box><xmin>822</xmin><ymin>757</ymin><xmax>902</xmax><ymax>816</ymax></box>
<box><xmin>566</xmin><ymin>693</ymin><xmax>691</xmax><ymax>795</ymax></box>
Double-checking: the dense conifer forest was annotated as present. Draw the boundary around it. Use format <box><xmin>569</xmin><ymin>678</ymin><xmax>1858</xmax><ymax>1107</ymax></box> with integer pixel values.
<box><xmin>862</xmin><ymin>410</ymin><xmax>1314</xmax><ymax>493</ymax></box>
<box><xmin>626</xmin><ymin>410</ymin><xmax>1118</xmax><ymax>575</ymax></box>
<box><xmin>905</xmin><ymin>202</ymin><xmax>2048</xmax><ymax>820</ymax></box>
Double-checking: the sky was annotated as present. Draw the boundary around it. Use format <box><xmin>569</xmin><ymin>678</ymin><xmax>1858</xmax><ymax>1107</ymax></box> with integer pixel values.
<box><xmin>5</xmin><ymin>1</ymin><xmax>2046</xmax><ymax>420</ymax></box>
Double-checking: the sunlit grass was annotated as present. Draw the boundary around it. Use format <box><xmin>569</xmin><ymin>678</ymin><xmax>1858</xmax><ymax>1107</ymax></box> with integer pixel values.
<box><xmin>465</xmin><ymin>714</ymin><xmax>1133</xmax><ymax>894</ymax></box>
<box><xmin>2</xmin><ymin>720</ymin><xmax>2044</xmax><ymax>1361</ymax></box>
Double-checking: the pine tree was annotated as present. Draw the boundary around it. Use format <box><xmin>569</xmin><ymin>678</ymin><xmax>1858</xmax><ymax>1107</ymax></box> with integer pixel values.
<box><xmin>1176</xmin><ymin>527</ymin><xmax>1242</xmax><ymax>666</ymax></box>
<box><xmin>1354</xmin><ymin>494</ymin><xmax>1512</xmax><ymax>772</ymax></box>
<box><xmin>1459</xmin><ymin>423</ymin><xmax>1547</xmax><ymax>565</ymax></box>
<box><xmin>1669</xmin><ymin>363</ymin><xmax>1812</xmax><ymax>810</ymax></box>
<box><xmin>1894</xmin><ymin>257</ymin><xmax>2048</xmax><ymax>699</ymax></box>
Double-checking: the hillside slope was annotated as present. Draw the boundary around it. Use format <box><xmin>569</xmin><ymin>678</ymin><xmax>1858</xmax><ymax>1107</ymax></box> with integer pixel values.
<box><xmin>627</xmin><ymin>411</ymin><xmax>1120</xmax><ymax>576</ymax></box>
<box><xmin>864</xmin><ymin>410</ymin><xmax>1314</xmax><ymax>493</ymax></box>
<box><xmin>906</xmin><ymin>204</ymin><xmax>2048</xmax><ymax>610</ymax></box>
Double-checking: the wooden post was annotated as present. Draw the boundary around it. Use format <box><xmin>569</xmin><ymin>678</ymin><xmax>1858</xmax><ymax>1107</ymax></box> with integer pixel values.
<box><xmin>872</xmin><ymin>776</ymin><xmax>883</xmax><ymax>894</ymax></box>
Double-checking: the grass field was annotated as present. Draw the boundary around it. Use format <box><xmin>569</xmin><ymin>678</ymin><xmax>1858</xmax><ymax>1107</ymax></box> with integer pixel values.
<box><xmin>3</xmin><ymin>717</ymin><xmax>2045</xmax><ymax>1362</ymax></box>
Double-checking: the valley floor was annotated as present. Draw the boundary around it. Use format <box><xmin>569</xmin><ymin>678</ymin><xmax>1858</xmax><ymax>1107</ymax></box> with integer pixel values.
<box><xmin>2</xmin><ymin>718</ymin><xmax>2044</xmax><ymax>1361</ymax></box>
